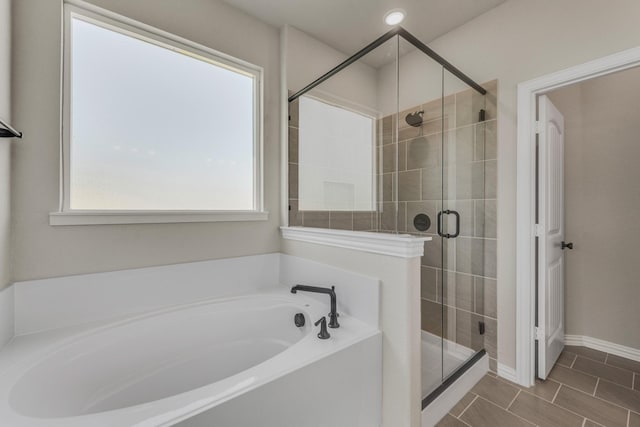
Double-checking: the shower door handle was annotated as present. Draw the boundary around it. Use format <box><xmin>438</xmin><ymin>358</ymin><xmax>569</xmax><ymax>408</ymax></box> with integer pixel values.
<box><xmin>437</xmin><ymin>211</ymin><xmax>446</xmax><ymax>238</ymax></box>
<box><xmin>448</xmin><ymin>210</ymin><xmax>461</xmax><ymax>238</ymax></box>
<box><xmin>437</xmin><ymin>210</ymin><xmax>461</xmax><ymax>239</ymax></box>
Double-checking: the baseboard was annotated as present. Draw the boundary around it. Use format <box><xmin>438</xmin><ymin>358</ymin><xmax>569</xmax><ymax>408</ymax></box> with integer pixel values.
<box><xmin>565</xmin><ymin>334</ymin><xmax>640</xmax><ymax>363</ymax></box>
<box><xmin>497</xmin><ymin>363</ymin><xmax>518</xmax><ymax>383</ymax></box>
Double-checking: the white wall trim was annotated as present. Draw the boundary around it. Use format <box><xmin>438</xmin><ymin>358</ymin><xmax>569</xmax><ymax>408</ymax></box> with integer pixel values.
<box><xmin>49</xmin><ymin>210</ymin><xmax>269</xmax><ymax>225</ymax></box>
<box><xmin>280</xmin><ymin>25</ymin><xmax>289</xmax><ymax>228</ymax></box>
<box><xmin>515</xmin><ymin>46</ymin><xmax>640</xmax><ymax>387</ymax></box>
<box><xmin>497</xmin><ymin>363</ymin><xmax>518</xmax><ymax>384</ymax></box>
<box><xmin>281</xmin><ymin>226</ymin><xmax>431</xmax><ymax>258</ymax></box>
<box><xmin>565</xmin><ymin>335</ymin><xmax>640</xmax><ymax>363</ymax></box>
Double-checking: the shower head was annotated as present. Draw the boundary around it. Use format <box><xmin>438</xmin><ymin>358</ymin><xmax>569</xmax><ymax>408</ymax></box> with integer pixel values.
<box><xmin>405</xmin><ymin>110</ymin><xmax>424</xmax><ymax>127</ymax></box>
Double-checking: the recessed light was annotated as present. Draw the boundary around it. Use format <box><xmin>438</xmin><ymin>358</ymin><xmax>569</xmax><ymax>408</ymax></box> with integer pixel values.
<box><xmin>384</xmin><ymin>9</ymin><xmax>406</xmax><ymax>26</ymax></box>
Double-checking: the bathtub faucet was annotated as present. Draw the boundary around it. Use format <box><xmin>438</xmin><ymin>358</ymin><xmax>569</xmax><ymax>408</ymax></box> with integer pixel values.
<box><xmin>290</xmin><ymin>285</ymin><xmax>340</xmax><ymax>328</ymax></box>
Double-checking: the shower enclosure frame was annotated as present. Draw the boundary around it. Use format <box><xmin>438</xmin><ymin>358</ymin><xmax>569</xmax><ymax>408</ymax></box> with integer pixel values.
<box><xmin>288</xmin><ymin>26</ymin><xmax>486</xmax><ymax>104</ymax></box>
<box><xmin>287</xmin><ymin>26</ymin><xmax>490</xmax><ymax>412</ymax></box>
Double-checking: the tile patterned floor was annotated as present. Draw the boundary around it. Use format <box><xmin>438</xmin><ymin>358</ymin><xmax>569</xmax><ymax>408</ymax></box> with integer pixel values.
<box><xmin>437</xmin><ymin>346</ymin><xmax>640</xmax><ymax>427</ymax></box>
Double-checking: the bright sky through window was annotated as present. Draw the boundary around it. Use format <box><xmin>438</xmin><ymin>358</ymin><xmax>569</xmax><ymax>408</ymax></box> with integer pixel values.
<box><xmin>69</xmin><ymin>17</ymin><xmax>256</xmax><ymax>210</ymax></box>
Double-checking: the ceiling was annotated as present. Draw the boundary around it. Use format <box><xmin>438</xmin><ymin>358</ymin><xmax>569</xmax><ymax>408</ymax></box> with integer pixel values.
<box><xmin>222</xmin><ymin>0</ymin><xmax>506</xmax><ymax>67</ymax></box>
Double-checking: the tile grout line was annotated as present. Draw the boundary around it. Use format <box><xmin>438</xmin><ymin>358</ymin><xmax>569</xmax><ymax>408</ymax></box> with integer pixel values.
<box><xmin>417</xmin><ymin>162</ymin><xmax>421</xmax><ymax>203</ymax></box>
<box><xmin>517</xmin><ymin>383</ymin><xmax>564</xmax><ymax>405</ymax></box>
<box><xmin>557</xmin><ymin>379</ymin><xmax>640</xmax><ymax>414</ymax></box>
<box><xmin>551</xmin><ymin>383</ymin><xmax>562</xmax><ymax>404</ymax></box>
<box><xmin>506</xmin><ymin>389</ymin><xmax>521</xmax><ymax>411</ymax></box>
<box><xmin>539</xmin><ymin>386</ymin><xmax>609</xmax><ymax>425</ymax></box>
<box><xmin>627</xmin><ymin>409</ymin><xmax>630</xmax><ymax>427</ymax></box>
<box><xmin>457</xmin><ymin>394</ymin><xmax>479</xmax><ymax>419</ymax></box>
<box><xmin>475</xmin><ymin>395</ymin><xmax>536</xmax><ymax>426</ymax></box>
<box><xmin>421</xmin><ymin>266</ymin><xmax>499</xmax><ymax>282</ymax></box>
<box><xmin>570</xmin><ymin>357</ymin><xmax>635</xmax><ymax>387</ymax></box>
<box><xmin>419</xmin><ymin>297</ymin><xmax>498</xmax><ymax>321</ymax></box>
<box><xmin>593</xmin><ymin>377</ymin><xmax>600</xmax><ymax>396</ymax></box>
<box><xmin>547</xmin><ymin>383</ymin><xmax>625</xmax><ymax>426</ymax></box>
<box><xmin>565</xmin><ymin>348</ymin><xmax>605</xmax><ymax>364</ymax></box>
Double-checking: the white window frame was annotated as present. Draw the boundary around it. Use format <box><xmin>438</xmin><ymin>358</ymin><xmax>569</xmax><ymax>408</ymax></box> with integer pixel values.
<box><xmin>51</xmin><ymin>0</ymin><xmax>267</xmax><ymax>226</ymax></box>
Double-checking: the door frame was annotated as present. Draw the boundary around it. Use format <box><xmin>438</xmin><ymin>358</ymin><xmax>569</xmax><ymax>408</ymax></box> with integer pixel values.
<box><xmin>515</xmin><ymin>46</ymin><xmax>640</xmax><ymax>387</ymax></box>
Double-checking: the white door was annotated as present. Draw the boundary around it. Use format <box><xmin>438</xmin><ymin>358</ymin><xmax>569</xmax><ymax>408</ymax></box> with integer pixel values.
<box><xmin>537</xmin><ymin>95</ymin><xmax>566</xmax><ymax>379</ymax></box>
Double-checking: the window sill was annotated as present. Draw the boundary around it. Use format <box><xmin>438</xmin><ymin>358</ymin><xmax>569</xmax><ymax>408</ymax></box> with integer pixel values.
<box><xmin>49</xmin><ymin>210</ymin><xmax>269</xmax><ymax>226</ymax></box>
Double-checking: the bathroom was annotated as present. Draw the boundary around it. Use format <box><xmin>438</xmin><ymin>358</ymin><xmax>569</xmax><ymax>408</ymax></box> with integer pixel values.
<box><xmin>1</xmin><ymin>0</ymin><xmax>639</xmax><ymax>426</ymax></box>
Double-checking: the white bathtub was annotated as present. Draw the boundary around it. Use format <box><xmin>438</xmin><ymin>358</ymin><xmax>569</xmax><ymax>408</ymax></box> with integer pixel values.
<box><xmin>0</xmin><ymin>290</ymin><xmax>381</xmax><ymax>426</ymax></box>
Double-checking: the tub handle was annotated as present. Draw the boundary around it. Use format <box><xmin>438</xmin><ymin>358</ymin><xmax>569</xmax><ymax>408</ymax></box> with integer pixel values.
<box><xmin>314</xmin><ymin>317</ymin><xmax>330</xmax><ymax>340</ymax></box>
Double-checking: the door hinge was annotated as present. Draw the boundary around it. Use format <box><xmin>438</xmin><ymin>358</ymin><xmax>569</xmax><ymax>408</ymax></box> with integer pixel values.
<box><xmin>534</xmin><ymin>327</ymin><xmax>544</xmax><ymax>341</ymax></box>
<box><xmin>535</xmin><ymin>120</ymin><xmax>543</xmax><ymax>134</ymax></box>
<box><xmin>534</xmin><ymin>224</ymin><xmax>543</xmax><ymax>237</ymax></box>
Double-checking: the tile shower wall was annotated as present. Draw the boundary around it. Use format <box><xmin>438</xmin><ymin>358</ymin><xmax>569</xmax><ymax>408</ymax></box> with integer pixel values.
<box><xmin>396</xmin><ymin>81</ymin><xmax>498</xmax><ymax>371</ymax></box>
<box><xmin>288</xmin><ymin>81</ymin><xmax>498</xmax><ymax>370</ymax></box>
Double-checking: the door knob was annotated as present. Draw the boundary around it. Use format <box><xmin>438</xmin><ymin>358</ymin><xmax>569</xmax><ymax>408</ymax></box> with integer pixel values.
<box><xmin>561</xmin><ymin>241</ymin><xmax>573</xmax><ymax>250</ymax></box>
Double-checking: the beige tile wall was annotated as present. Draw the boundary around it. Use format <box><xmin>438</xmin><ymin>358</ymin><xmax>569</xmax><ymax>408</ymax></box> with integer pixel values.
<box><xmin>288</xmin><ymin>80</ymin><xmax>499</xmax><ymax>370</ymax></box>
<box><xmin>399</xmin><ymin>81</ymin><xmax>499</xmax><ymax>370</ymax></box>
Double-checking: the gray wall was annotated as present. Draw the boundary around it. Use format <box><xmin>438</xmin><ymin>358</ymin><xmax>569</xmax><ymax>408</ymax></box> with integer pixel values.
<box><xmin>11</xmin><ymin>0</ymin><xmax>281</xmax><ymax>281</ymax></box>
<box><xmin>285</xmin><ymin>26</ymin><xmax>378</xmax><ymax>111</ymax></box>
<box><xmin>548</xmin><ymin>68</ymin><xmax>640</xmax><ymax>350</ymax></box>
<box><xmin>0</xmin><ymin>0</ymin><xmax>10</xmax><ymax>290</ymax></box>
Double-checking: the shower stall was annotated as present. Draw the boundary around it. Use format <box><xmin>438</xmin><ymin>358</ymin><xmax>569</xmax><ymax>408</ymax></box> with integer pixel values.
<box><xmin>288</xmin><ymin>27</ymin><xmax>497</xmax><ymax>408</ymax></box>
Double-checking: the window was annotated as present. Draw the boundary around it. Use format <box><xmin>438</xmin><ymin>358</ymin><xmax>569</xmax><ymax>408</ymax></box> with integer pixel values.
<box><xmin>298</xmin><ymin>95</ymin><xmax>376</xmax><ymax>211</ymax></box>
<box><xmin>53</xmin><ymin>2</ymin><xmax>265</xmax><ymax>225</ymax></box>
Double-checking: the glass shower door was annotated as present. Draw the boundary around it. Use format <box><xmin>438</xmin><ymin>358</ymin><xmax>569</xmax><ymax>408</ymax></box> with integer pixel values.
<box><xmin>438</xmin><ymin>70</ymin><xmax>493</xmax><ymax>383</ymax></box>
<box><xmin>413</xmin><ymin>65</ymin><xmax>493</xmax><ymax>401</ymax></box>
